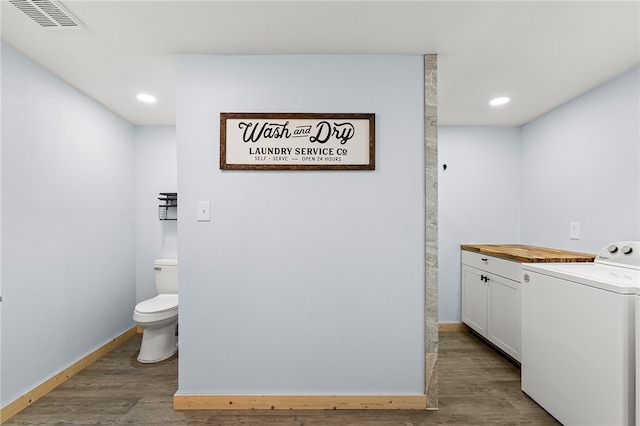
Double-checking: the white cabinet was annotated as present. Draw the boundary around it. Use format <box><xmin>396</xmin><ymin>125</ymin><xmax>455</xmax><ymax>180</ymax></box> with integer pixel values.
<box><xmin>461</xmin><ymin>250</ymin><xmax>521</xmax><ymax>362</ymax></box>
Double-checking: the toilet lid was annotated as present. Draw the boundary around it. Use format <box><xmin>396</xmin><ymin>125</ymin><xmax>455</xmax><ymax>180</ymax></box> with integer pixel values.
<box><xmin>135</xmin><ymin>294</ymin><xmax>178</xmax><ymax>314</ymax></box>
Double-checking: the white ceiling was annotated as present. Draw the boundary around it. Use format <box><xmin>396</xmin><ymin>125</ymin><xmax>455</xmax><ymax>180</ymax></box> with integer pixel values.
<box><xmin>1</xmin><ymin>0</ymin><xmax>639</xmax><ymax>127</ymax></box>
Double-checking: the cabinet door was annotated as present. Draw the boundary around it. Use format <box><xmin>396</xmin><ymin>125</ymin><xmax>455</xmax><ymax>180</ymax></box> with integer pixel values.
<box><xmin>461</xmin><ymin>265</ymin><xmax>488</xmax><ymax>336</ymax></box>
<box><xmin>488</xmin><ymin>275</ymin><xmax>520</xmax><ymax>361</ymax></box>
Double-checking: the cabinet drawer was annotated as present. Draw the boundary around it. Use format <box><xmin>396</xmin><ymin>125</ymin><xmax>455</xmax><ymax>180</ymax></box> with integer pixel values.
<box><xmin>461</xmin><ymin>250</ymin><xmax>521</xmax><ymax>282</ymax></box>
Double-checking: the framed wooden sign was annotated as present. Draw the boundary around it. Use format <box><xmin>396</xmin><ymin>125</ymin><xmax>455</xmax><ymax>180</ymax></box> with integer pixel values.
<box><xmin>220</xmin><ymin>113</ymin><xmax>375</xmax><ymax>170</ymax></box>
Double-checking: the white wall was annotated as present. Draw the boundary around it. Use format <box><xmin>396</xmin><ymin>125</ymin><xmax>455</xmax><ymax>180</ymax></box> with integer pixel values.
<box><xmin>176</xmin><ymin>55</ymin><xmax>426</xmax><ymax>394</ymax></box>
<box><xmin>521</xmin><ymin>65</ymin><xmax>639</xmax><ymax>252</ymax></box>
<box><xmin>134</xmin><ymin>126</ymin><xmax>177</xmax><ymax>302</ymax></box>
<box><xmin>437</xmin><ymin>127</ymin><xmax>521</xmax><ymax>322</ymax></box>
<box><xmin>1</xmin><ymin>43</ymin><xmax>136</xmax><ymax>407</ymax></box>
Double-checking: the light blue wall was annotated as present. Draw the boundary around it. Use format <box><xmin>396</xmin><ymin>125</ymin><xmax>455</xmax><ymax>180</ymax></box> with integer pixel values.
<box><xmin>1</xmin><ymin>43</ymin><xmax>136</xmax><ymax>407</ymax></box>
<box><xmin>2</xmin><ymin>37</ymin><xmax>637</xmax><ymax>406</ymax></box>
<box><xmin>520</xmin><ymin>65</ymin><xmax>640</xmax><ymax>251</ymax></box>
<box><xmin>134</xmin><ymin>126</ymin><xmax>178</xmax><ymax>303</ymax></box>
<box><xmin>438</xmin><ymin>127</ymin><xmax>521</xmax><ymax>322</ymax></box>
<box><xmin>176</xmin><ymin>55</ymin><xmax>426</xmax><ymax>394</ymax></box>
<box><xmin>437</xmin><ymin>65</ymin><xmax>640</xmax><ymax>322</ymax></box>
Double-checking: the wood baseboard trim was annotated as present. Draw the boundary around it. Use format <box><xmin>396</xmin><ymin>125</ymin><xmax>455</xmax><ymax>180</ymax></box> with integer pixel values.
<box><xmin>0</xmin><ymin>326</ymin><xmax>137</xmax><ymax>424</ymax></box>
<box><xmin>438</xmin><ymin>323</ymin><xmax>468</xmax><ymax>332</ymax></box>
<box><xmin>173</xmin><ymin>394</ymin><xmax>427</xmax><ymax>410</ymax></box>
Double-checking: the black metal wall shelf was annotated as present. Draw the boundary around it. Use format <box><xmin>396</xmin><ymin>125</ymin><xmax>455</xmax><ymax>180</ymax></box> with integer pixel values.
<box><xmin>158</xmin><ymin>192</ymin><xmax>177</xmax><ymax>220</ymax></box>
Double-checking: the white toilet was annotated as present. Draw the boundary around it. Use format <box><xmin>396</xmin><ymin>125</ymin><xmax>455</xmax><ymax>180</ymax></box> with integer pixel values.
<box><xmin>133</xmin><ymin>259</ymin><xmax>178</xmax><ymax>363</ymax></box>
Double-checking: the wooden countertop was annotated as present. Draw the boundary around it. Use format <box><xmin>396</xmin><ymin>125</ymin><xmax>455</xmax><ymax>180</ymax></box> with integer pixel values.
<box><xmin>461</xmin><ymin>244</ymin><xmax>595</xmax><ymax>263</ymax></box>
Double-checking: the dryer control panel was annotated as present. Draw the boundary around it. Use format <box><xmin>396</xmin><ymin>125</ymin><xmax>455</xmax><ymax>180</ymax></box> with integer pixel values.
<box><xmin>595</xmin><ymin>241</ymin><xmax>640</xmax><ymax>269</ymax></box>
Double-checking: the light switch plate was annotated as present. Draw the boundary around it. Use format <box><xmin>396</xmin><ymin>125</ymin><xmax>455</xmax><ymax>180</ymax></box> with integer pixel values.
<box><xmin>197</xmin><ymin>201</ymin><xmax>211</xmax><ymax>222</ymax></box>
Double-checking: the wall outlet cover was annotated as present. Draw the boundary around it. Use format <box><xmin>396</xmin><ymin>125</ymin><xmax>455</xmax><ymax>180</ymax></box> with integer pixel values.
<box><xmin>569</xmin><ymin>222</ymin><xmax>580</xmax><ymax>240</ymax></box>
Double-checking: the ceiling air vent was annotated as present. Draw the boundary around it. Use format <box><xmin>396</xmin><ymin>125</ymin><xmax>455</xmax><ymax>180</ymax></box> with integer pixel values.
<box><xmin>10</xmin><ymin>0</ymin><xmax>84</xmax><ymax>29</ymax></box>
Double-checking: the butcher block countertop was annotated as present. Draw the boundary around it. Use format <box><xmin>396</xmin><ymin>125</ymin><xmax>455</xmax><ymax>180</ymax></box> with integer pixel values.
<box><xmin>461</xmin><ymin>244</ymin><xmax>595</xmax><ymax>263</ymax></box>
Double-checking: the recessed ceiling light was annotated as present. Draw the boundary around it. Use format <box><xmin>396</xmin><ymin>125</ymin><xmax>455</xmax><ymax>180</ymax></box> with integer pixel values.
<box><xmin>136</xmin><ymin>93</ymin><xmax>157</xmax><ymax>103</ymax></box>
<box><xmin>489</xmin><ymin>96</ymin><xmax>510</xmax><ymax>106</ymax></box>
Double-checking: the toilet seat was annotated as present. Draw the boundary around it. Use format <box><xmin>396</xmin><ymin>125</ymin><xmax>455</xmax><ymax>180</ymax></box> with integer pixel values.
<box><xmin>134</xmin><ymin>294</ymin><xmax>178</xmax><ymax>323</ymax></box>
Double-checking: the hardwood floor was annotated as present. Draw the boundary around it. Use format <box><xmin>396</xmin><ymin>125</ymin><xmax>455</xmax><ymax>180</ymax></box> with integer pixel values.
<box><xmin>4</xmin><ymin>331</ymin><xmax>559</xmax><ymax>425</ymax></box>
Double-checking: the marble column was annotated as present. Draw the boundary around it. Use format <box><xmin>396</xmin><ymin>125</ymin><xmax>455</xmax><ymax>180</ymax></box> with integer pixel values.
<box><xmin>424</xmin><ymin>54</ymin><xmax>439</xmax><ymax>409</ymax></box>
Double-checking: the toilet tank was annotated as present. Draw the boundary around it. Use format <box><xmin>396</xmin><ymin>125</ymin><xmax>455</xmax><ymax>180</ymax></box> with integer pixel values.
<box><xmin>154</xmin><ymin>259</ymin><xmax>178</xmax><ymax>294</ymax></box>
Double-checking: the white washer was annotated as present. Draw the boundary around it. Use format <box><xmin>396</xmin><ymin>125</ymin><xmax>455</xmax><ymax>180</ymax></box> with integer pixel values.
<box><xmin>521</xmin><ymin>241</ymin><xmax>640</xmax><ymax>426</ymax></box>
<box><xmin>637</xmin><ymin>282</ymin><xmax>640</xmax><ymax>426</ymax></box>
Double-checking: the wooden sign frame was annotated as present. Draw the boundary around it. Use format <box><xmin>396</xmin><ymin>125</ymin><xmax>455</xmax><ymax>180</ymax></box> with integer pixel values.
<box><xmin>220</xmin><ymin>113</ymin><xmax>375</xmax><ymax>170</ymax></box>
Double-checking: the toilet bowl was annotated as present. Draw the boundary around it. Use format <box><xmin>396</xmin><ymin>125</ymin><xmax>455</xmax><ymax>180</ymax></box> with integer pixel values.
<box><xmin>133</xmin><ymin>259</ymin><xmax>178</xmax><ymax>363</ymax></box>
<box><xmin>133</xmin><ymin>294</ymin><xmax>178</xmax><ymax>362</ymax></box>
